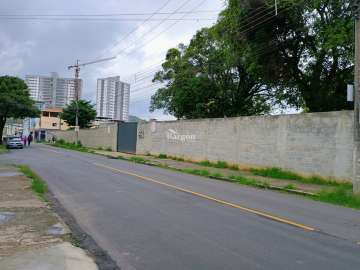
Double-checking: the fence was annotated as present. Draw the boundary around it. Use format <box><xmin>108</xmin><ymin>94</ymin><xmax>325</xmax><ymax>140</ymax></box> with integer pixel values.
<box><xmin>136</xmin><ymin>111</ymin><xmax>354</xmax><ymax>182</ymax></box>
<box><xmin>51</xmin><ymin>124</ymin><xmax>118</xmax><ymax>151</ymax></box>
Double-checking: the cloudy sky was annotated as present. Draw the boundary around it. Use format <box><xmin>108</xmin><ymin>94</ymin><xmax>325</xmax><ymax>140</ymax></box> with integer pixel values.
<box><xmin>0</xmin><ymin>0</ymin><xmax>225</xmax><ymax>120</ymax></box>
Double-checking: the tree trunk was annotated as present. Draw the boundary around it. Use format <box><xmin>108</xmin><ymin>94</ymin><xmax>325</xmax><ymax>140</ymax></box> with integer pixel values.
<box><xmin>0</xmin><ymin>117</ymin><xmax>6</xmax><ymax>145</ymax></box>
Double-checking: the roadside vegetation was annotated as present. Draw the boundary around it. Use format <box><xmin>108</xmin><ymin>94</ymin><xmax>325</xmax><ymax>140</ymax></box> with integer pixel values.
<box><xmin>52</xmin><ymin>139</ymin><xmax>94</xmax><ymax>153</ymax></box>
<box><xmin>150</xmin><ymin>1</ymin><xmax>353</xmax><ymax>119</ymax></box>
<box><xmin>18</xmin><ymin>165</ymin><xmax>47</xmax><ymax>200</ymax></box>
<box><xmin>250</xmin><ymin>167</ymin><xmax>351</xmax><ymax>187</ymax></box>
<box><xmin>48</xmin><ymin>143</ymin><xmax>360</xmax><ymax>210</ymax></box>
<box><xmin>0</xmin><ymin>145</ymin><xmax>8</xmax><ymax>154</ymax></box>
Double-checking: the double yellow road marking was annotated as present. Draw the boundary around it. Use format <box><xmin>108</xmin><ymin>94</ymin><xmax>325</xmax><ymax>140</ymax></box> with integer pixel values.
<box><xmin>93</xmin><ymin>162</ymin><xmax>316</xmax><ymax>232</ymax></box>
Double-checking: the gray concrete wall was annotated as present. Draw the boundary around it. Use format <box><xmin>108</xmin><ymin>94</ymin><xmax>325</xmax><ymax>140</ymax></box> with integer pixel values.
<box><xmin>52</xmin><ymin>124</ymin><xmax>118</xmax><ymax>151</ymax></box>
<box><xmin>137</xmin><ymin>111</ymin><xmax>354</xmax><ymax>181</ymax></box>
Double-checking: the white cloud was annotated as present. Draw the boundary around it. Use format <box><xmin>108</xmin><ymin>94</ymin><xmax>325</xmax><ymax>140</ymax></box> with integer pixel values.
<box><xmin>0</xmin><ymin>0</ymin><xmax>225</xmax><ymax>120</ymax></box>
<box><xmin>0</xmin><ymin>33</ymin><xmax>35</xmax><ymax>75</ymax></box>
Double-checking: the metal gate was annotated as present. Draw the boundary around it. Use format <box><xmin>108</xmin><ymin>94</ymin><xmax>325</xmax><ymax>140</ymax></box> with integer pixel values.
<box><xmin>117</xmin><ymin>122</ymin><xmax>138</xmax><ymax>153</ymax></box>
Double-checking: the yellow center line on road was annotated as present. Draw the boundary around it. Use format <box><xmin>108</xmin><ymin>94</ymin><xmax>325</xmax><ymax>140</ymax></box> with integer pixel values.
<box><xmin>39</xmin><ymin>148</ymin><xmax>62</xmax><ymax>154</ymax></box>
<box><xmin>93</xmin><ymin>162</ymin><xmax>316</xmax><ymax>232</ymax></box>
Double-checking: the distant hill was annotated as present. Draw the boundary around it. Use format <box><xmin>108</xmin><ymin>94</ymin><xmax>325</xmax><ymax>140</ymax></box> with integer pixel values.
<box><xmin>128</xmin><ymin>115</ymin><xmax>145</xmax><ymax>123</ymax></box>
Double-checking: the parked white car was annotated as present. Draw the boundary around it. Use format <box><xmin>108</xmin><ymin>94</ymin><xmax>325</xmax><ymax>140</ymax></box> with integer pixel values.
<box><xmin>6</xmin><ymin>137</ymin><xmax>24</xmax><ymax>149</ymax></box>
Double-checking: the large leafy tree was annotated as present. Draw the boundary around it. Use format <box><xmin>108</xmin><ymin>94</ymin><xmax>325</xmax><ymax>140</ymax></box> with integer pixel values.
<box><xmin>0</xmin><ymin>76</ymin><xmax>40</xmax><ymax>143</ymax></box>
<box><xmin>218</xmin><ymin>0</ymin><xmax>354</xmax><ymax>112</ymax></box>
<box><xmin>61</xmin><ymin>100</ymin><xmax>96</xmax><ymax>128</ymax></box>
<box><xmin>151</xmin><ymin>28</ymin><xmax>274</xmax><ymax>119</ymax></box>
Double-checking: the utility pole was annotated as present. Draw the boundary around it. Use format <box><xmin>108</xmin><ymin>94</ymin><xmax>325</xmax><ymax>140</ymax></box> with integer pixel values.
<box><xmin>68</xmin><ymin>56</ymin><xmax>116</xmax><ymax>145</ymax></box>
<box><xmin>74</xmin><ymin>60</ymin><xmax>80</xmax><ymax>144</ymax></box>
<box><xmin>353</xmin><ymin>0</ymin><xmax>360</xmax><ymax>194</ymax></box>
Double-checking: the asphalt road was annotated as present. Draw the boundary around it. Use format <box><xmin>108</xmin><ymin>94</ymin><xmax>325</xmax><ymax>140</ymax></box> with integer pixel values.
<box><xmin>1</xmin><ymin>144</ymin><xmax>360</xmax><ymax>270</ymax></box>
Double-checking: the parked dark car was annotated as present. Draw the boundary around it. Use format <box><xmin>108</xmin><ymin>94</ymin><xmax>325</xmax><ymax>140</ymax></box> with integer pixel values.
<box><xmin>6</xmin><ymin>137</ymin><xmax>24</xmax><ymax>149</ymax></box>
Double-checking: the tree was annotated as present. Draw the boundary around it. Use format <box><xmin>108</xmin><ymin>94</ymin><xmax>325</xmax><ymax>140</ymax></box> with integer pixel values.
<box><xmin>0</xmin><ymin>76</ymin><xmax>40</xmax><ymax>143</ymax></box>
<box><xmin>150</xmin><ymin>28</ymin><xmax>274</xmax><ymax>119</ymax></box>
<box><xmin>218</xmin><ymin>0</ymin><xmax>354</xmax><ymax>112</ymax></box>
<box><xmin>61</xmin><ymin>100</ymin><xmax>96</xmax><ymax>128</ymax></box>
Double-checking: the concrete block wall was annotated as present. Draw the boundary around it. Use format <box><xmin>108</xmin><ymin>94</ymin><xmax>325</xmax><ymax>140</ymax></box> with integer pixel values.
<box><xmin>137</xmin><ymin>111</ymin><xmax>354</xmax><ymax>181</ymax></box>
<box><xmin>52</xmin><ymin>124</ymin><xmax>118</xmax><ymax>151</ymax></box>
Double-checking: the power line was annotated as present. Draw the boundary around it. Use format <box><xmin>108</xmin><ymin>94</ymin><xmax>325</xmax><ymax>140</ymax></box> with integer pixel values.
<box><xmin>123</xmin><ymin>6</ymin><xmax>279</xmax><ymax>83</ymax></box>
<box><xmin>0</xmin><ymin>10</ymin><xmax>221</xmax><ymax>17</ymax></box>
<box><xmin>131</xmin><ymin>82</ymin><xmax>163</xmax><ymax>92</ymax></box>
<box><xmin>120</xmin><ymin>0</ymin><xmax>283</xmax><ymax>58</ymax></box>
<box><xmin>121</xmin><ymin>5</ymin><xmax>286</xmax><ymax>88</ymax></box>
<box><xmin>0</xmin><ymin>17</ymin><xmax>218</xmax><ymax>22</ymax></box>
<box><xmin>127</xmin><ymin>6</ymin><xmax>293</xmax><ymax>86</ymax></box>
<box><xmin>114</xmin><ymin>0</ymin><xmax>197</xmax><ymax>56</ymax></box>
<box><xmin>85</xmin><ymin>1</ymin><xmax>301</xmax><ymax>97</ymax></box>
<box><xmin>94</xmin><ymin>0</ymin><xmax>174</xmax><ymax>61</ymax></box>
<box><xmin>128</xmin><ymin>2</ymin><xmax>306</xmax><ymax>102</ymax></box>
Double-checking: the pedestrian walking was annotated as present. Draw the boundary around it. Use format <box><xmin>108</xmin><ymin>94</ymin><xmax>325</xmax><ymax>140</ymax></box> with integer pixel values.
<box><xmin>23</xmin><ymin>135</ymin><xmax>27</xmax><ymax>147</ymax></box>
<box><xmin>27</xmin><ymin>133</ymin><xmax>33</xmax><ymax>146</ymax></box>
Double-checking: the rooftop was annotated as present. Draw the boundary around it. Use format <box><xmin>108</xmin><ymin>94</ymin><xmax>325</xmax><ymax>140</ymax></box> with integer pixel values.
<box><xmin>42</xmin><ymin>108</ymin><xmax>63</xmax><ymax>113</ymax></box>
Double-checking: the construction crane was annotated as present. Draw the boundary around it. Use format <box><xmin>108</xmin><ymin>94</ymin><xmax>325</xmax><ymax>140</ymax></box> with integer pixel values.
<box><xmin>67</xmin><ymin>56</ymin><xmax>116</xmax><ymax>143</ymax></box>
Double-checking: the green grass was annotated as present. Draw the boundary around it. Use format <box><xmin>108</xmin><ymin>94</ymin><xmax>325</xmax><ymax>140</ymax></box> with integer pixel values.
<box><xmin>210</xmin><ymin>172</ymin><xmax>224</xmax><ymax>178</ymax></box>
<box><xmin>250</xmin><ymin>167</ymin><xmax>350</xmax><ymax>187</ymax></box>
<box><xmin>52</xmin><ymin>140</ymin><xmax>93</xmax><ymax>153</ymax></box>
<box><xmin>229</xmin><ymin>175</ymin><xmax>262</xmax><ymax>186</ymax></box>
<box><xmin>129</xmin><ymin>156</ymin><xmax>147</xmax><ymax>163</ymax></box>
<box><xmin>284</xmin><ymin>184</ymin><xmax>296</xmax><ymax>190</ymax></box>
<box><xmin>168</xmin><ymin>156</ymin><xmax>185</xmax><ymax>162</ymax></box>
<box><xmin>316</xmin><ymin>187</ymin><xmax>360</xmax><ymax>209</ymax></box>
<box><xmin>0</xmin><ymin>144</ymin><xmax>8</xmax><ymax>154</ymax></box>
<box><xmin>18</xmin><ymin>165</ymin><xmax>47</xmax><ymax>199</ymax></box>
<box><xmin>197</xmin><ymin>160</ymin><xmax>239</xmax><ymax>170</ymax></box>
<box><xmin>181</xmin><ymin>168</ymin><xmax>210</xmax><ymax>177</ymax></box>
<box><xmin>158</xmin><ymin>153</ymin><xmax>167</xmax><ymax>159</ymax></box>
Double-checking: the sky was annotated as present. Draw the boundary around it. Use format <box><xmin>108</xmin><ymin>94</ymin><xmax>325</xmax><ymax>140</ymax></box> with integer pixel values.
<box><xmin>0</xmin><ymin>0</ymin><xmax>225</xmax><ymax>120</ymax></box>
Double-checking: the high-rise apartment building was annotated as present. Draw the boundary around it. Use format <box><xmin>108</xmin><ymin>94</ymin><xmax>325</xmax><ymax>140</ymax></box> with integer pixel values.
<box><xmin>25</xmin><ymin>72</ymin><xmax>82</xmax><ymax>108</ymax></box>
<box><xmin>96</xmin><ymin>76</ymin><xmax>130</xmax><ymax>122</ymax></box>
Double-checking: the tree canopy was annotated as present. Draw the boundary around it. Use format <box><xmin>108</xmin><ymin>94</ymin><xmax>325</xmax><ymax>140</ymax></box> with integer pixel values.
<box><xmin>0</xmin><ymin>76</ymin><xmax>40</xmax><ymax>141</ymax></box>
<box><xmin>61</xmin><ymin>100</ymin><xmax>96</xmax><ymax>128</ymax></box>
<box><xmin>151</xmin><ymin>28</ymin><xmax>274</xmax><ymax>118</ymax></box>
<box><xmin>150</xmin><ymin>0</ymin><xmax>354</xmax><ymax>119</ymax></box>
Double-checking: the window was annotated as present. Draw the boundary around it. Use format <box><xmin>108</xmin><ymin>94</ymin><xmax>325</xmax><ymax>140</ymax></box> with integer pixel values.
<box><xmin>42</xmin><ymin>112</ymin><xmax>50</xmax><ymax>117</ymax></box>
<box><xmin>52</xmin><ymin>123</ymin><xmax>57</xmax><ymax>127</ymax></box>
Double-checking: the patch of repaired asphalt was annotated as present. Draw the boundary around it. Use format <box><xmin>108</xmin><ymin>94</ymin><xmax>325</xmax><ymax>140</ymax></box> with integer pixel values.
<box><xmin>47</xmin><ymin>223</ymin><xmax>69</xmax><ymax>236</ymax></box>
<box><xmin>0</xmin><ymin>172</ymin><xmax>22</xmax><ymax>177</ymax></box>
<box><xmin>47</xmin><ymin>190</ymin><xmax>120</xmax><ymax>270</ymax></box>
<box><xmin>0</xmin><ymin>212</ymin><xmax>15</xmax><ymax>224</ymax></box>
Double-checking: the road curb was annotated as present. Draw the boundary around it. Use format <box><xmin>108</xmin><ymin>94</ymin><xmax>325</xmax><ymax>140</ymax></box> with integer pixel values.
<box><xmin>46</xmin><ymin>189</ymin><xmax>120</xmax><ymax>270</ymax></box>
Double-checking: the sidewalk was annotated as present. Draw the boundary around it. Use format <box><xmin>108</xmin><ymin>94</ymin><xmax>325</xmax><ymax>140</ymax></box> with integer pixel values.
<box><xmin>0</xmin><ymin>165</ymin><xmax>98</xmax><ymax>270</ymax></box>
